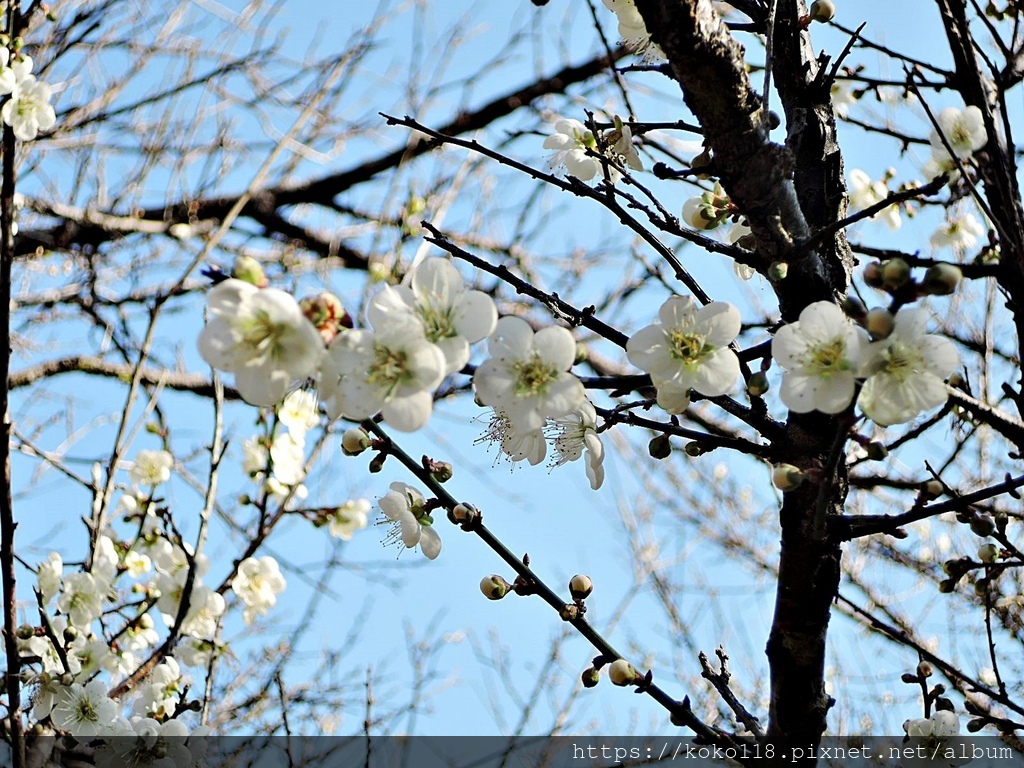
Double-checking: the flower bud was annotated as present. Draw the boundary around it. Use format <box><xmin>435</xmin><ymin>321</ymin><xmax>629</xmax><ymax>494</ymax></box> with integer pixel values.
<box><xmin>863</xmin><ymin>261</ymin><xmax>883</xmax><ymax>288</ymax></box>
<box><xmin>60</xmin><ymin>673</ymin><xmax>75</xmax><ymax>686</ymax></box>
<box><xmin>766</xmin><ymin>110</ymin><xmax>782</xmax><ymax>130</ymax></box>
<box><xmin>560</xmin><ymin>604</ymin><xmax>581</xmax><ymax>621</ymax></box>
<box><xmin>574</xmin><ymin>342</ymin><xmax>589</xmax><ymax>365</ymax></box>
<box><xmin>974</xmin><ymin>578</ymin><xmax>989</xmax><ymax>596</ymax></box>
<box><xmin>768</xmin><ymin>261</ymin><xmax>789</xmax><ymax>281</ymax></box>
<box><xmin>452</xmin><ymin>502</ymin><xmax>480</xmax><ymax>524</ymax></box>
<box><xmin>918</xmin><ymin>480</ymin><xmax>944</xmax><ymax>502</ymax></box>
<box><xmin>480</xmin><ymin>575</ymin><xmax>510</xmax><ymax>600</ymax></box>
<box><xmin>341</xmin><ymin>428</ymin><xmax>371</xmax><ymax>456</ymax></box>
<box><xmin>978</xmin><ymin>543</ymin><xmax>999</xmax><ymax>562</ymax></box>
<box><xmin>691</xmin><ymin>149</ymin><xmax>712</xmax><ymax>177</ymax></box>
<box><xmin>684</xmin><ymin>441</ymin><xmax>706</xmax><ymax>457</ymax></box>
<box><xmin>809</xmin><ymin>0</ymin><xmax>835</xmax><ymax>22</ymax></box>
<box><xmin>299</xmin><ymin>291</ymin><xmax>350</xmax><ymax>344</ymax></box>
<box><xmin>608</xmin><ymin>659</ymin><xmax>640</xmax><ymax>686</ymax></box>
<box><xmin>430</xmin><ymin>461</ymin><xmax>454</xmax><ymax>484</ymax></box>
<box><xmin>880</xmin><ymin>258</ymin><xmax>911</xmax><ymax>291</ymax></box>
<box><xmin>368</xmin><ymin>261</ymin><xmax>390</xmax><ymax>283</ymax></box>
<box><xmin>747</xmin><ymin>372</ymin><xmax>769</xmax><ymax>396</ymax></box>
<box><xmin>865</xmin><ymin>441</ymin><xmax>889</xmax><ymax>461</ymax></box>
<box><xmin>841</xmin><ymin>294</ymin><xmax>867</xmax><ymax>322</ymax></box>
<box><xmin>648</xmin><ymin>434</ymin><xmax>672</xmax><ymax>460</ymax></box>
<box><xmin>939</xmin><ymin>578</ymin><xmax>956</xmax><ymax>593</ymax></box>
<box><xmin>368</xmin><ymin>453</ymin><xmax>386</xmax><ymax>474</ymax></box>
<box><xmin>772</xmin><ymin>464</ymin><xmax>804</xmax><ymax>492</ymax></box>
<box><xmin>581</xmin><ymin>666</ymin><xmax>601</xmax><ymax>688</ymax></box>
<box><xmin>917</xmin><ymin>661</ymin><xmax>934</xmax><ymax>678</ymax></box>
<box><xmin>16</xmin><ymin>624</ymin><xmax>34</xmax><ymax>640</ymax></box>
<box><xmin>865</xmin><ymin>308</ymin><xmax>895</xmax><ymax>340</ymax></box>
<box><xmin>681</xmin><ymin>197</ymin><xmax>721</xmax><ymax>231</ymax></box>
<box><xmin>569</xmin><ymin>574</ymin><xmax>594</xmax><ymax>601</ymax></box>
<box><xmin>232</xmin><ymin>255</ymin><xmax>267</xmax><ymax>288</ymax></box>
<box><xmin>970</xmin><ymin>513</ymin><xmax>996</xmax><ymax>537</ymax></box>
<box><xmin>923</xmin><ymin>263</ymin><xmax>963</xmax><ymax>296</ymax></box>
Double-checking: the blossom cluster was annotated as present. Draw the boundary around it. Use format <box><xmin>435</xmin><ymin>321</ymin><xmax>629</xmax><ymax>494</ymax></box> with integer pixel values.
<box><xmin>624</xmin><ymin>294</ymin><xmax>959</xmax><ymax>427</ymax></box>
<box><xmin>923</xmin><ymin>104</ymin><xmax>987</xmax><ymax>180</ymax></box>
<box><xmin>19</xmin><ymin>447</ymin><xmax>297</xmax><ymax>740</ymax></box>
<box><xmin>0</xmin><ymin>50</ymin><xmax>55</xmax><ymax>140</ymax></box>
<box><xmin>543</xmin><ymin>115</ymin><xmax>643</xmax><ymax>183</ymax></box>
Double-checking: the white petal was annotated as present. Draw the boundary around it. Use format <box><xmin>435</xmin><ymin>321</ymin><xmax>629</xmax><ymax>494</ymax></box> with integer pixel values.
<box><xmin>688</xmin><ymin>349</ymin><xmax>739</xmax><ymax>396</ymax></box>
<box><xmin>382</xmin><ymin>391</ymin><xmax>434</xmax><ymax>432</ymax></box>
<box><xmin>698</xmin><ymin>302</ymin><xmax>742</xmax><ymax>346</ymax></box>
<box><xmin>655</xmin><ymin>384</ymin><xmax>690</xmax><ymax>414</ymax></box>
<box><xmin>410</xmin><ymin>257</ymin><xmax>462</xmax><ymax>310</ymax></box>
<box><xmin>419</xmin><ymin>526</ymin><xmax>442</xmax><ymax>560</ymax></box>
<box><xmin>488</xmin><ymin>316</ymin><xmax>533</xmax><ymax>359</ymax></box>
<box><xmin>533</xmin><ymin>325</ymin><xmax>576</xmax><ymax>370</ymax></box>
<box><xmin>451</xmin><ymin>291</ymin><xmax>498</xmax><ymax>343</ymax></box>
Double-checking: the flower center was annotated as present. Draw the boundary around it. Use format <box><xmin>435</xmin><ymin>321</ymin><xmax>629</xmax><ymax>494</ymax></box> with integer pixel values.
<box><xmin>666</xmin><ymin>329</ymin><xmax>710</xmax><ymax>366</ymax></box>
<box><xmin>241</xmin><ymin>310</ymin><xmax>285</xmax><ymax>358</ymax></box>
<box><xmin>417</xmin><ymin>305</ymin><xmax>455</xmax><ymax>342</ymax></box>
<box><xmin>367</xmin><ymin>344</ymin><xmax>409</xmax><ymax>396</ymax></box>
<box><xmin>880</xmin><ymin>341</ymin><xmax>923</xmax><ymax>382</ymax></box>
<box><xmin>76</xmin><ymin>697</ymin><xmax>98</xmax><ymax>723</ymax></box>
<box><xmin>511</xmin><ymin>355</ymin><xmax>558</xmax><ymax>396</ymax></box>
<box><xmin>807</xmin><ymin>338</ymin><xmax>850</xmax><ymax>378</ymax></box>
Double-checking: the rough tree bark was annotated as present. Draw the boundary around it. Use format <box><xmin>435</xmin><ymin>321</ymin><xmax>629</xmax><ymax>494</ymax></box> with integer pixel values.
<box><xmin>635</xmin><ymin>0</ymin><xmax>852</xmax><ymax>757</ymax></box>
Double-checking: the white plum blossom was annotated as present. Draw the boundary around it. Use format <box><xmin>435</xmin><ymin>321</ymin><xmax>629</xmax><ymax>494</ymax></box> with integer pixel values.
<box><xmin>51</xmin><ymin>680</ymin><xmax>119</xmax><ymax>738</ymax></box>
<box><xmin>546</xmin><ymin>400</ymin><xmax>605</xmax><ymax>490</ymax></box>
<box><xmin>0</xmin><ymin>49</ymin><xmax>19</xmax><ymax>95</ymax></box>
<box><xmin>2</xmin><ymin>75</ymin><xmax>56</xmax><ymax>141</ymax></box>
<box><xmin>929</xmin><ymin>105</ymin><xmax>986</xmax><ymax>160</ymax></box>
<box><xmin>328</xmin><ymin>499</ymin><xmax>371</xmax><ymax>540</ymax></box>
<box><xmin>91</xmin><ymin>534</ymin><xmax>119</xmax><ymax>585</ymax></box>
<box><xmin>772</xmin><ymin>302</ymin><xmax>868</xmax><ymax>414</ymax></box>
<box><xmin>130</xmin><ymin>449</ymin><xmax>174</xmax><ymax>487</ymax></box>
<box><xmin>904</xmin><ymin>709</ymin><xmax>960</xmax><ymax>740</ymax></box>
<box><xmin>367</xmin><ymin>257</ymin><xmax>497</xmax><ymax>375</ymax></box>
<box><xmin>473</xmin><ymin>316</ymin><xmax>586</xmax><ymax>432</ymax></box>
<box><xmin>848</xmin><ymin>170</ymin><xmax>901</xmax><ymax>230</ymax></box>
<box><xmin>476</xmin><ymin>408</ymin><xmax>547</xmax><ymax>466</ymax></box>
<box><xmin>133</xmin><ymin>657</ymin><xmax>184</xmax><ymax>718</ymax></box>
<box><xmin>28</xmin><ymin>672</ymin><xmax>62</xmax><ymax>719</ymax></box>
<box><xmin>830</xmin><ymin>81</ymin><xmax>856</xmax><ymax>118</ymax></box>
<box><xmin>58</xmin><ymin>571</ymin><xmax>104</xmax><ymax>627</ymax></box>
<box><xmin>231</xmin><ymin>556</ymin><xmax>287</xmax><ymax>625</ymax></box>
<box><xmin>319</xmin><ymin>317</ymin><xmax>446</xmax><ymax>432</ymax></box>
<box><xmin>379</xmin><ymin>481</ymin><xmax>441</xmax><ymax>559</ymax></box>
<box><xmin>124</xmin><ymin>551</ymin><xmax>152</xmax><ymax>578</ymax></box>
<box><xmin>180</xmin><ymin>585</ymin><xmax>226</xmax><ymax>639</ymax></box>
<box><xmin>198</xmin><ymin>278</ymin><xmax>325</xmax><ymax>407</ymax></box>
<box><xmin>124</xmin><ymin>613</ymin><xmax>160</xmax><ymax>652</ymax></box>
<box><xmin>607</xmin><ymin>120</ymin><xmax>644</xmax><ymax>176</ymax></box>
<box><xmin>37</xmin><ymin>551</ymin><xmax>62</xmax><ymax>604</ymax></box>
<box><xmin>177</xmin><ymin>638</ymin><xmax>216</xmax><ymax>668</ymax></box>
<box><xmin>858</xmin><ymin>308</ymin><xmax>960</xmax><ymax>426</ymax></box>
<box><xmin>601</xmin><ymin>0</ymin><xmax>665</xmax><ymax>62</ymax></box>
<box><xmin>277</xmin><ymin>388</ymin><xmax>320</xmax><ymax>439</ymax></box>
<box><xmin>626</xmin><ymin>296</ymin><xmax>742</xmax><ymax>414</ymax></box>
<box><xmin>930</xmin><ymin>212</ymin><xmax>984</xmax><ymax>251</ymax></box>
<box><xmin>543</xmin><ymin>118</ymin><xmax>601</xmax><ymax>181</ymax></box>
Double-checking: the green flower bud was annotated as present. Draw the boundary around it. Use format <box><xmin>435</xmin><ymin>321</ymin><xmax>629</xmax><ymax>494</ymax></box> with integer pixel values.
<box><xmin>768</xmin><ymin>261</ymin><xmax>789</xmax><ymax>281</ymax></box>
<box><xmin>581</xmin><ymin>666</ymin><xmax>601</xmax><ymax>688</ymax></box>
<box><xmin>809</xmin><ymin>0</ymin><xmax>836</xmax><ymax>23</ymax></box>
<box><xmin>569</xmin><ymin>574</ymin><xmax>594</xmax><ymax>601</ymax></box>
<box><xmin>341</xmin><ymin>428</ymin><xmax>371</xmax><ymax>456</ymax></box>
<box><xmin>772</xmin><ymin>464</ymin><xmax>804</xmax><ymax>492</ymax></box>
<box><xmin>970</xmin><ymin>513</ymin><xmax>996</xmax><ymax>537</ymax></box>
<box><xmin>608</xmin><ymin>659</ymin><xmax>640</xmax><ymax>686</ymax></box>
<box><xmin>923</xmin><ymin>263</ymin><xmax>963</xmax><ymax>296</ymax></box>
<box><xmin>863</xmin><ymin>261</ymin><xmax>884</xmax><ymax>288</ymax></box>
<box><xmin>747</xmin><ymin>372</ymin><xmax>769</xmax><ymax>396</ymax></box>
<box><xmin>880</xmin><ymin>258</ymin><xmax>911</xmax><ymax>291</ymax></box>
<box><xmin>232</xmin><ymin>255</ymin><xmax>267</xmax><ymax>288</ymax></box>
<box><xmin>977</xmin><ymin>543</ymin><xmax>999</xmax><ymax>563</ymax></box>
<box><xmin>648</xmin><ymin>434</ymin><xmax>672</xmax><ymax>460</ymax></box>
<box><xmin>684</xmin><ymin>441</ymin><xmax>706</xmax><ymax>457</ymax></box>
<box><xmin>865</xmin><ymin>307</ymin><xmax>895</xmax><ymax>340</ymax></box>
<box><xmin>480</xmin><ymin>575</ymin><xmax>510</xmax><ymax>600</ymax></box>
<box><xmin>865</xmin><ymin>441</ymin><xmax>889</xmax><ymax>461</ymax></box>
